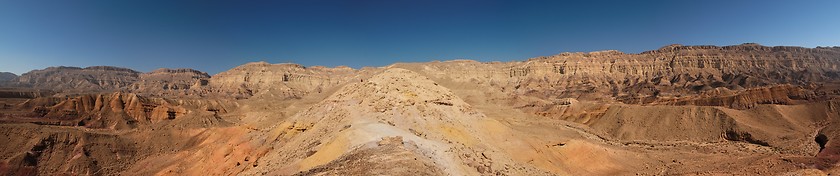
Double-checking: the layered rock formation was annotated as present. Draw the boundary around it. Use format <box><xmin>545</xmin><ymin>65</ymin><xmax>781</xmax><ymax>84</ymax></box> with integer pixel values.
<box><xmin>0</xmin><ymin>89</ymin><xmax>52</xmax><ymax>99</ymax></box>
<box><xmin>2</xmin><ymin>92</ymin><xmax>233</xmax><ymax>130</ymax></box>
<box><xmin>7</xmin><ymin>43</ymin><xmax>840</xmax><ymax>104</ymax></box>
<box><xmin>650</xmin><ymin>84</ymin><xmax>817</xmax><ymax>109</ymax></box>
<box><xmin>412</xmin><ymin>44</ymin><xmax>840</xmax><ymax>104</ymax></box>
<box><xmin>14</xmin><ymin>66</ymin><xmax>140</xmax><ymax>92</ymax></box>
<box><xmin>207</xmin><ymin>62</ymin><xmax>358</xmax><ymax>98</ymax></box>
<box><xmin>128</xmin><ymin>68</ymin><xmax>211</xmax><ymax>96</ymax></box>
<box><xmin>8</xmin><ymin>66</ymin><xmax>213</xmax><ymax>96</ymax></box>
<box><xmin>2</xmin><ymin>43</ymin><xmax>840</xmax><ymax>175</ymax></box>
<box><xmin>0</xmin><ymin>124</ymin><xmax>138</xmax><ymax>175</ymax></box>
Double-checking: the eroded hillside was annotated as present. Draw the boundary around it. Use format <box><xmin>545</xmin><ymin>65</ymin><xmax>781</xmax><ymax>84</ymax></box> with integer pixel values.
<box><xmin>1</xmin><ymin>43</ymin><xmax>840</xmax><ymax>175</ymax></box>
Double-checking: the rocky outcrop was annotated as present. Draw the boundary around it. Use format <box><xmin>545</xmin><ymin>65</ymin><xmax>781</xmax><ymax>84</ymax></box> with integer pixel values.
<box><xmin>7</xmin><ymin>43</ymin><xmax>835</xmax><ymax>104</ymax></box>
<box><xmin>0</xmin><ymin>72</ymin><xmax>16</xmax><ymax>83</ymax></box>
<box><xmin>6</xmin><ymin>92</ymin><xmax>233</xmax><ymax>129</ymax></box>
<box><xmin>295</xmin><ymin>136</ymin><xmax>447</xmax><ymax>175</ymax></box>
<box><xmin>402</xmin><ymin>43</ymin><xmax>840</xmax><ymax>106</ymax></box>
<box><xmin>0</xmin><ymin>89</ymin><xmax>53</xmax><ymax>99</ymax></box>
<box><xmin>652</xmin><ymin>84</ymin><xmax>817</xmax><ymax>109</ymax></box>
<box><xmin>14</xmin><ymin>66</ymin><xmax>141</xmax><ymax>92</ymax></box>
<box><xmin>208</xmin><ymin>62</ymin><xmax>357</xmax><ymax>98</ymax></box>
<box><xmin>0</xmin><ymin>126</ymin><xmax>138</xmax><ymax>175</ymax></box>
<box><xmin>246</xmin><ymin>68</ymin><xmax>553</xmax><ymax>175</ymax></box>
<box><xmin>520</xmin><ymin>43</ymin><xmax>840</xmax><ymax>102</ymax></box>
<box><xmin>7</xmin><ymin>66</ymin><xmax>217</xmax><ymax>96</ymax></box>
<box><xmin>128</xmin><ymin>68</ymin><xmax>211</xmax><ymax>96</ymax></box>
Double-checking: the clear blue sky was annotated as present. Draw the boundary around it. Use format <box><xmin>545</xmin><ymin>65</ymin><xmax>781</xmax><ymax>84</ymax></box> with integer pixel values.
<box><xmin>1</xmin><ymin>0</ymin><xmax>838</xmax><ymax>75</ymax></box>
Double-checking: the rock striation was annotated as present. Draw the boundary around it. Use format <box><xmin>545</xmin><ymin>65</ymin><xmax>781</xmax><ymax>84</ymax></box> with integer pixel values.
<box><xmin>8</xmin><ymin>43</ymin><xmax>837</xmax><ymax>105</ymax></box>
<box><xmin>128</xmin><ymin>68</ymin><xmax>211</xmax><ymax>96</ymax></box>
<box><xmin>8</xmin><ymin>67</ymin><xmax>213</xmax><ymax>96</ymax></box>
<box><xmin>14</xmin><ymin>66</ymin><xmax>140</xmax><ymax>92</ymax></box>
<box><xmin>401</xmin><ymin>43</ymin><xmax>840</xmax><ymax>106</ymax></box>
<box><xmin>4</xmin><ymin>92</ymin><xmax>232</xmax><ymax>129</ymax></box>
<box><xmin>207</xmin><ymin>62</ymin><xmax>357</xmax><ymax>98</ymax></box>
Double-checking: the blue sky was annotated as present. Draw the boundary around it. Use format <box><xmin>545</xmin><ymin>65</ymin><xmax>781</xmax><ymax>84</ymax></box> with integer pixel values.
<box><xmin>1</xmin><ymin>0</ymin><xmax>838</xmax><ymax>75</ymax></box>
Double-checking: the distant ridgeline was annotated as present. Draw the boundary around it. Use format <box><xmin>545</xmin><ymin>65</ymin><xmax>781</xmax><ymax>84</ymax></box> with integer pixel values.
<box><xmin>1</xmin><ymin>43</ymin><xmax>839</xmax><ymax>104</ymax></box>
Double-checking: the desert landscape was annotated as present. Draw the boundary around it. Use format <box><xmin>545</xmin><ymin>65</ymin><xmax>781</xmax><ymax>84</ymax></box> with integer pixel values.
<box><xmin>0</xmin><ymin>43</ymin><xmax>838</xmax><ymax>175</ymax></box>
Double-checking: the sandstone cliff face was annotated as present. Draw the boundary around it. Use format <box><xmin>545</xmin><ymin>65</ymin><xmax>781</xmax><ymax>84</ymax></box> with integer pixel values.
<box><xmin>0</xmin><ymin>89</ymin><xmax>52</xmax><ymax>99</ymax></box>
<box><xmin>14</xmin><ymin>66</ymin><xmax>140</xmax><ymax>92</ymax></box>
<box><xmin>0</xmin><ymin>124</ymin><xmax>138</xmax><ymax>175</ymax></box>
<box><xmin>401</xmin><ymin>43</ymin><xmax>840</xmax><ymax>106</ymax></box>
<box><xmin>9</xmin><ymin>43</ymin><xmax>835</xmax><ymax>104</ymax></box>
<box><xmin>208</xmin><ymin>62</ymin><xmax>357</xmax><ymax>99</ymax></box>
<box><xmin>651</xmin><ymin>84</ymin><xmax>817</xmax><ymax>109</ymax></box>
<box><xmin>7</xmin><ymin>92</ymin><xmax>233</xmax><ymax>129</ymax></box>
<box><xmin>128</xmin><ymin>68</ymin><xmax>211</xmax><ymax>96</ymax></box>
<box><xmin>8</xmin><ymin>66</ymin><xmax>215</xmax><ymax>96</ymax></box>
<box><xmin>522</xmin><ymin>44</ymin><xmax>839</xmax><ymax>101</ymax></box>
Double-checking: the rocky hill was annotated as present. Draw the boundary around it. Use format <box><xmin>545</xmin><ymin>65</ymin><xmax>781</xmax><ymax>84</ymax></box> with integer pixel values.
<box><xmin>0</xmin><ymin>72</ymin><xmax>16</xmax><ymax>83</ymax></box>
<box><xmin>13</xmin><ymin>66</ymin><xmax>140</xmax><ymax>92</ymax></box>
<box><xmin>207</xmin><ymin>62</ymin><xmax>358</xmax><ymax>99</ymax></box>
<box><xmin>128</xmin><ymin>68</ymin><xmax>211</xmax><ymax>96</ymax></box>
<box><xmin>406</xmin><ymin>43</ymin><xmax>840</xmax><ymax>104</ymax></box>
<box><xmin>7</xmin><ymin>66</ymin><xmax>213</xmax><ymax>96</ymax></box>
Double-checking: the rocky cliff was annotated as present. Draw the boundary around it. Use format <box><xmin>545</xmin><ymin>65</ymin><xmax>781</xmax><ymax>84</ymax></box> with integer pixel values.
<box><xmin>4</xmin><ymin>92</ymin><xmax>233</xmax><ymax>129</ymax></box>
<box><xmin>8</xmin><ymin>43</ymin><xmax>837</xmax><ymax>105</ymax></box>
<box><xmin>128</xmin><ymin>68</ymin><xmax>211</xmax><ymax>96</ymax></box>
<box><xmin>207</xmin><ymin>62</ymin><xmax>358</xmax><ymax>99</ymax></box>
<box><xmin>7</xmin><ymin>67</ymin><xmax>214</xmax><ymax>96</ymax></box>
<box><xmin>14</xmin><ymin>66</ymin><xmax>140</xmax><ymax>92</ymax></box>
<box><xmin>519</xmin><ymin>44</ymin><xmax>840</xmax><ymax>102</ymax></box>
<box><xmin>398</xmin><ymin>43</ymin><xmax>840</xmax><ymax>106</ymax></box>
